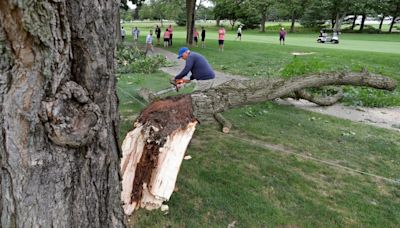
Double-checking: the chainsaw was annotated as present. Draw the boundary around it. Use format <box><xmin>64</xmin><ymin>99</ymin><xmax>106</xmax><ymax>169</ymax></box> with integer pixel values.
<box><xmin>153</xmin><ymin>78</ymin><xmax>191</xmax><ymax>96</ymax></box>
<box><xmin>171</xmin><ymin>78</ymin><xmax>191</xmax><ymax>91</ymax></box>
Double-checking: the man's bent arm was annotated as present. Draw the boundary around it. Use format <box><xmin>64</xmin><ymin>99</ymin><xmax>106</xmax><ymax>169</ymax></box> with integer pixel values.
<box><xmin>175</xmin><ymin>57</ymin><xmax>194</xmax><ymax>79</ymax></box>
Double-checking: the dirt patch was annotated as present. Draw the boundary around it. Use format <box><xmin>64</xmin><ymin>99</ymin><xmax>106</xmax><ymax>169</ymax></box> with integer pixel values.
<box><xmin>277</xmin><ymin>98</ymin><xmax>400</xmax><ymax>132</ymax></box>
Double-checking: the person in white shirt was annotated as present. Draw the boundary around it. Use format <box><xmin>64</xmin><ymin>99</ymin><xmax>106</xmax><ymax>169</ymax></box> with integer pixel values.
<box><xmin>132</xmin><ymin>27</ymin><xmax>140</xmax><ymax>42</ymax></box>
<box><xmin>145</xmin><ymin>30</ymin><xmax>154</xmax><ymax>54</ymax></box>
<box><xmin>236</xmin><ymin>25</ymin><xmax>242</xmax><ymax>41</ymax></box>
<box><xmin>121</xmin><ymin>26</ymin><xmax>126</xmax><ymax>41</ymax></box>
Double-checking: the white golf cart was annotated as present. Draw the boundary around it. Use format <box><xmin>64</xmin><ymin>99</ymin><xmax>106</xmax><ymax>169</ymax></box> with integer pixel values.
<box><xmin>317</xmin><ymin>28</ymin><xmax>339</xmax><ymax>44</ymax></box>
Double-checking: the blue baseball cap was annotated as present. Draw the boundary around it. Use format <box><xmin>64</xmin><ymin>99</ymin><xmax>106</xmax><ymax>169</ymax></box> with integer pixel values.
<box><xmin>177</xmin><ymin>47</ymin><xmax>189</xmax><ymax>59</ymax></box>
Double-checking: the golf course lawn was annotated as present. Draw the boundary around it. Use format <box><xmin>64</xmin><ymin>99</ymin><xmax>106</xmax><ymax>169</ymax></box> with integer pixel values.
<box><xmin>118</xmin><ymin>23</ymin><xmax>400</xmax><ymax>227</ymax></box>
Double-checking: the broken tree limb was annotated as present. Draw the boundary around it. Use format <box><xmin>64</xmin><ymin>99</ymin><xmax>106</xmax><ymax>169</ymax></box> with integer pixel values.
<box><xmin>121</xmin><ymin>71</ymin><xmax>397</xmax><ymax>214</ymax></box>
<box><xmin>214</xmin><ymin>113</ymin><xmax>232</xmax><ymax>133</ymax></box>
<box><xmin>121</xmin><ymin>95</ymin><xmax>198</xmax><ymax>215</ymax></box>
<box><xmin>191</xmin><ymin>71</ymin><xmax>397</xmax><ymax>121</ymax></box>
<box><xmin>293</xmin><ymin>88</ymin><xmax>344</xmax><ymax>106</ymax></box>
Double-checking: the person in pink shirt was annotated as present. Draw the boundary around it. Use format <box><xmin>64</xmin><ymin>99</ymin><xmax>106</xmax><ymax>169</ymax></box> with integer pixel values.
<box><xmin>163</xmin><ymin>29</ymin><xmax>170</xmax><ymax>47</ymax></box>
<box><xmin>218</xmin><ymin>25</ymin><xmax>225</xmax><ymax>52</ymax></box>
<box><xmin>193</xmin><ymin>28</ymin><xmax>199</xmax><ymax>47</ymax></box>
<box><xmin>168</xmin><ymin>24</ymin><xmax>173</xmax><ymax>46</ymax></box>
<box><xmin>279</xmin><ymin>27</ymin><xmax>287</xmax><ymax>45</ymax></box>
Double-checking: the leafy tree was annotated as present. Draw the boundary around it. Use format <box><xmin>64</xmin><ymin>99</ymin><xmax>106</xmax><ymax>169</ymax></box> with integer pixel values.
<box><xmin>300</xmin><ymin>0</ymin><xmax>331</xmax><ymax>27</ymax></box>
<box><xmin>278</xmin><ymin>0</ymin><xmax>310</xmax><ymax>32</ymax></box>
<box><xmin>120</xmin><ymin>8</ymin><xmax>134</xmax><ymax>22</ymax></box>
<box><xmin>214</xmin><ymin>0</ymin><xmax>246</xmax><ymax>29</ymax></box>
<box><xmin>196</xmin><ymin>5</ymin><xmax>215</xmax><ymax>20</ymax></box>
<box><xmin>388</xmin><ymin>0</ymin><xmax>400</xmax><ymax>32</ymax></box>
<box><xmin>375</xmin><ymin>0</ymin><xmax>392</xmax><ymax>31</ymax></box>
<box><xmin>245</xmin><ymin>0</ymin><xmax>274</xmax><ymax>32</ymax></box>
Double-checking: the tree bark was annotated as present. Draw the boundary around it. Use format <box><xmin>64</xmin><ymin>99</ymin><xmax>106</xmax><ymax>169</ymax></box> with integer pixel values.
<box><xmin>290</xmin><ymin>11</ymin><xmax>296</xmax><ymax>33</ymax></box>
<box><xmin>120</xmin><ymin>71</ymin><xmax>397</xmax><ymax>212</ymax></box>
<box><xmin>0</xmin><ymin>0</ymin><xmax>125</xmax><ymax>227</ymax></box>
<box><xmin>351</xmin><ymin>14</ymin><xmax>357</xmax><ymax>30</ymax></box>
<box><xmin>261</xmin><ymin>12</ymin><xmax>267</xmax><ymax>32</ymax></box>
<box><xmin>389</xmin><ymin>3</ymin><xmax>399</xmax><ymax>33</ymax></box>
<box><xmin>333</xmin><ymin>12</ymin><xmax>346</xmax><ymax>32</ymax></box>
<box><xmin>379</xmin><ymin>14</ymin><xmax>385</xmax><ymax>32</ymax></box>
<box><xmin>214</xmin><ymin>113</ymin><xmax>232</xmax><ymax>133</ymax></box>
<box><xmin>186</xmin><ymin>0</ymin><xmax>196</xmax><ymax>45</ymax></box>
<box><xmin>359</xmin><ymin>14</ymin><xmax>366</xmax><ymax>31</ymax></box>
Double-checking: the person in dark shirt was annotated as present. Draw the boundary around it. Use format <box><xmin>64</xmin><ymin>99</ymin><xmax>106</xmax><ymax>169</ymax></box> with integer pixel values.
<box><xmin>155</xmin><ymin>25</ymin><xmax>161</xmax><ymax>45</ymax></box>
<box><xmin>201</xmin><ymin>27</ymin><xmax>206</xmax><ymax>48</ymax></box>
<box><xmin>175</xmin><ymin>47</ymin><xmax>215</xmax><ymax>91</ymax></box>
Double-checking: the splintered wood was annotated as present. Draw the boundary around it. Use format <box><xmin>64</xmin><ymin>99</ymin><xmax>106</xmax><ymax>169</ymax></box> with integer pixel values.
<box><xmin>120</xmin><ymin>95</ymin><xmax>197</xmax><ymax>215</ymax></box>
<box><xmin>121</xmin><ymin>121</ymin><xmax>197</xmax><ymax>215</ymax></box>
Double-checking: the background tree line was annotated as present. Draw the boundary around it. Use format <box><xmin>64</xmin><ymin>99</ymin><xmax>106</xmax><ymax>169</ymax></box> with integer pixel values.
<box><xmin>121</xmin><ymin>0</ymin><xmax>400</xmax><ymax>33</ymax></box>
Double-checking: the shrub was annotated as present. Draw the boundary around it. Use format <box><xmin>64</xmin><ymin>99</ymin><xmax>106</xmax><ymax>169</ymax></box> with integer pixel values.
<box><xmin>116</xmin><ymin>45</ymin><xmax>169</xmax><ymax>74</ymax></box>
<box><xmin>239</xmin><ymin>14</ymin><xmax>260</xmax><ymax>29</ymax></box>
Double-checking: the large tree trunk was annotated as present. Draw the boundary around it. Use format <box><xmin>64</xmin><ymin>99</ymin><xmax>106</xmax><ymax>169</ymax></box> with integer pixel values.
<box><xmin>351</xmin><ymin>14</ymin><xmax>357</xmax><ymax>30</ymax></box>
<box><xmin>389</xmin><ymin>17</ymin><xmax>396</xmax><ymax>32</ymax></box>
<box><xmin>333</xmin><ymin>12</ymin><xmax>346</xmax><ymax>32</ymax></box>
<box><xmin>186</xmin><ymin>0</ymin><xmax>196</xmax><ymax>45</ymax></box>
<box><xmin>379</xmin><ymin>14</ymin><xmax>385</xmax><ymax>32</ymax></box>
<box><xmin>120</xmin><ymin>71</ymin><xmax>397</xmax><ymax>214</ymax></box>
<box><xmin>290</xmin><ymin>11</ymin><xmax>296</xmax><ymax>33</ymax></box>
<box><xmin>389</xmin><ymin>3</ymin><xmax>400</xmax><ymax>33</ymax></box>
<box><xmin>0</xmin><ymin>0</ymin><xmax>125</xmax><ymax>227</ymax></box>
<box><xmin>260</xmin><ymin>12</ymin><xmax>267</xmax><ymax>32</ymax></box>
<box><xmin>359</xmin><ymin>14</ymin><xmax>366</xmax><ymax>31</ymax></box>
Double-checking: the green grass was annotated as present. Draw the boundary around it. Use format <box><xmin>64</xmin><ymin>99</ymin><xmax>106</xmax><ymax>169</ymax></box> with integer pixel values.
<box><xmin>127</xmin><ymin>104</ymin><xmax>400</xmax><ymax>227</ymax></box>
<box><xmin>118</xmin><ymin>24</ymin><xmax>400</xmax><ymax>227</ymax></box>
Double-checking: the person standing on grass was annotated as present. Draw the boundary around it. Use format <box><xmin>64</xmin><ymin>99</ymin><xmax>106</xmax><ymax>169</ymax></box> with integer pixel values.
<box><xmin>201</xmin><ymin>26</ymin><xmax>206</xmax><ymax>48</ymax></box>
<box><xmin>193</xmin><ymin>28</ymin><xmax>199</xmax><ymax>47</ymax></box>
<box><xmin>163</xmin><ymin>29</ymin><xmax>170</xmax><ymax>47</ymax></box>
<box><xmin>132</xmin><ymin>27</ymin><xmax>140</xmax><ymax>43</ymax></box>
<box><xmin>168</xmin><ymin>24</ymin><xmax>173</xmax><ymax>46</ymax></box>
<box><xmin>279</xmin><ymin>27</ymin><xmax>286</xmax><ymax>45</ymax></box>
<box><xmin>145</xmin><ymin>30</ymin><xmax>154</xmax><ymax>54</ymax></box>
<box><xmin>175</xmin><ymin>47</ymin><xmax>215</xmax><ymax>91</ymax></box>
<box><xmin>121</xmin><ymin>26</ymin><xmax>126</xmax><ymax>41</ymax></box>
<box><xmin>155</xmin><ymin>25</ymin><xmax>161</xmax><ymax>46</ymax></box>
<box><xmin>218</xmin><ymin>25</ymin><xmax>225</xmax><ymax>52</ymax></box>
<box><xmin>236</xmin><ymin>25</ymin><xmax>242</xmax><ymax>41</ymax></box>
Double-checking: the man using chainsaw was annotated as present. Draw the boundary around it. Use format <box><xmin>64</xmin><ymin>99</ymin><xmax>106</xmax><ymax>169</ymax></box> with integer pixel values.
<box><xmin>174</xmin><ymin>47</ymin><xmax>215</xmax><ymax>91</ymax></box>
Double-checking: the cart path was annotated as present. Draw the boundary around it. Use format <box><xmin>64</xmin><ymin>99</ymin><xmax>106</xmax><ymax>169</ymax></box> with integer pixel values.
<box><xmin>151</xmin><ymin>47</ymin><xmax>400</xmax><ymax>132</ymax></box>
<box><xmin>153</xmin><ymin>47</ymin><xmax>247</xmax><ymax>86</ymax></box>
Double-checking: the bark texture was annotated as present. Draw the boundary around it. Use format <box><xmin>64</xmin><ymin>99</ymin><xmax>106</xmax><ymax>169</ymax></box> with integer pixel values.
<box><xmin>0</xmin><ymin>1</ymin><xmax>125</xmax><ymax>227</ymax></box>
<box><xmin>191</xmin><ymin>71</ymin><xmax>397</xmax><ymax>121</ymax></box>
<box><xmin>186</xmin><ymin>0</ymin><xmax>196</xmax><ymax>45</ymax></box>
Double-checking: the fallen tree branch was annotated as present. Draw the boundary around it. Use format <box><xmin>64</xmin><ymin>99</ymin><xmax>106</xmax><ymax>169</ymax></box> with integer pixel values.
<box><xmin>192</xmin><ymin>71</ymin><xmax>397</xmax><ymax>121</ymax></box>
<box><xmin>121</xmin><ymin>70</ymin><xmax>397</xmax><ymax>214</ymax></box>
<box><xmin>293</xmin><ymin>87</ymin><xmax>343</xmax><ymax>106</ymax></box>
<box><xmin>214</xmin><ymin>113</ymin><xmax>232</xmax><ymax>133</ymax></box>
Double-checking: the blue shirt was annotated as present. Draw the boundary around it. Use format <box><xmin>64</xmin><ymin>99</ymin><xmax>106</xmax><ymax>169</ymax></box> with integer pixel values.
<box><xmin>175</xmin><ymin>52</ymin><xmax>215</xmax><ymax>80</ymax></box>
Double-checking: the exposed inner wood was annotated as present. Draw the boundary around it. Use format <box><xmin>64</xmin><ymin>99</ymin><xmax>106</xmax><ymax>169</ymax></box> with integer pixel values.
<box><xmin>120</xmin><ymin>95</ymin><xmax>197</xmax><ymax>215</ymax></box>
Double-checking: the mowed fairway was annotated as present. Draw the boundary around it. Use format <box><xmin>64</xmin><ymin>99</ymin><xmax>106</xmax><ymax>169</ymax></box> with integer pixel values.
<box><xmin>126</xmin><ymin>23</ymin><xmax>400</xmax><ymax>54</ymax></box>
<box><xmin>119</xmin><ymin>23</ymin><xmax>400</xmax><ymax>227</ymax></box>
